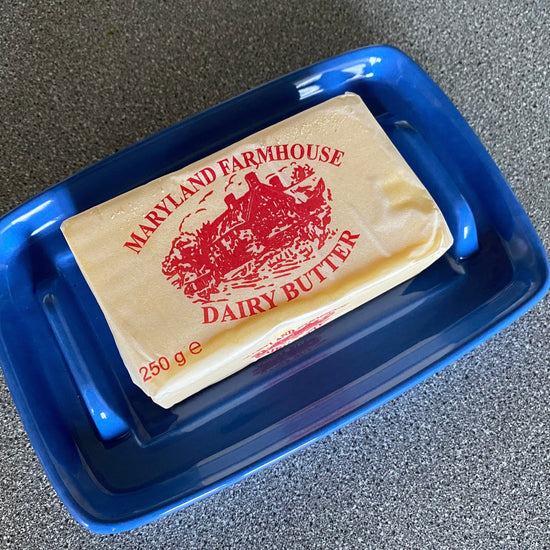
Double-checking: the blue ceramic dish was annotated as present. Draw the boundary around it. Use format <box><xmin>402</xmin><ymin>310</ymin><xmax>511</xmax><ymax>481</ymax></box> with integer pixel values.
<box><xmin>0</xmin><ymin>46</ymin><xmax>548</xmax><ymax>533</ymax></box>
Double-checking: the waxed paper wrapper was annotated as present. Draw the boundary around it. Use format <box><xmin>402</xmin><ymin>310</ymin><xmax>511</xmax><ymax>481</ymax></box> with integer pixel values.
<box><xmin>61</xmin><ymin>93</ymin><xmax>453</xmax><ymax>408</ymax></box>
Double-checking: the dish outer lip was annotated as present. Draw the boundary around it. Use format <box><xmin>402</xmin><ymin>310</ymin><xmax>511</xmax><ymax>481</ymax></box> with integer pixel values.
<box><xmin>0</xmin><ymin>44</ymin><xmax>549</xmax><ymax>533</ymax></box>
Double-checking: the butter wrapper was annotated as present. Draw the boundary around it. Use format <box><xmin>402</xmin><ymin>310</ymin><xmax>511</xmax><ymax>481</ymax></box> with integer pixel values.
<box><xmin>61</xmin><ymin>93</ymin><xmax>453</xmax><ymax>408</ymax></box>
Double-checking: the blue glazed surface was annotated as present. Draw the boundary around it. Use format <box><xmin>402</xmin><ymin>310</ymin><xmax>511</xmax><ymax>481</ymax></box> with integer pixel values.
<box><xmin>0</xmin><ymin>45</ymin><xmax>548</xmax><ymax>533</ymax></box>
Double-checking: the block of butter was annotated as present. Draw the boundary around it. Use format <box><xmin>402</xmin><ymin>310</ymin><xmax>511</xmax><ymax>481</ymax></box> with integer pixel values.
<box><xmin>61</xmin><ymin>93</ymin><xmax>453</xmax><ymax>408</ymax></box>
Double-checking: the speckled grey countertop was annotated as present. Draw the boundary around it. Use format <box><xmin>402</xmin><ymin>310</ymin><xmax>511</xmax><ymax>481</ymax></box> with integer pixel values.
<box><xmin>1</xmin><ymin>1</ymin><xmax>549</xmax><ymax>548</ymax></box>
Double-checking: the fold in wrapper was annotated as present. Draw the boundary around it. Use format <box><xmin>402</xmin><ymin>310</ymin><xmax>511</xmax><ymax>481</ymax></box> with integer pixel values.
<box><xmin>61</xmin><ymin>93</ymin><xmax>453</xmax><ymax>408</ymax></box>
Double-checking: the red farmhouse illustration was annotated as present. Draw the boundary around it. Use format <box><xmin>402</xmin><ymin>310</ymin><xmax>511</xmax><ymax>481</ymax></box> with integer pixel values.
<box><xmin>162</xmin><ymin>164</ymin><xmax>334</xmax><ymax>302</ymax></box>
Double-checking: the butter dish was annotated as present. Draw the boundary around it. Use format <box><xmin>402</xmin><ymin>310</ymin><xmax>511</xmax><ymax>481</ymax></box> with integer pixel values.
<box><xmin>0</xmin><ymin>46</ymin><xmax>548</xmax><ymax>533</ymax></box>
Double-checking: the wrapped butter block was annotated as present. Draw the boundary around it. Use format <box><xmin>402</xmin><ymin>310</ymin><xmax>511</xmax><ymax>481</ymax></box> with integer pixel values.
<box><xmin>61</xmin><ymin>93</ymin><xmax>453</xmax><ymax>408</ymax></box>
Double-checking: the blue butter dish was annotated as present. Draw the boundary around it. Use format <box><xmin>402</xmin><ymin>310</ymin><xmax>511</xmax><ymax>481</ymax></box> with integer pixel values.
<box><xmin>0</xmin><ymin>46</ymin><xmax>548</xmax><ymax>533</ymax></box>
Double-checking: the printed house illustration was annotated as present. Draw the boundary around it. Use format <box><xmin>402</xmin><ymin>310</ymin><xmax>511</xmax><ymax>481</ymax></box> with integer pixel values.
<box><xmin>162</xmin><ymin>165</ymin><xmax>334</xmax><ymax>301</ymax></box>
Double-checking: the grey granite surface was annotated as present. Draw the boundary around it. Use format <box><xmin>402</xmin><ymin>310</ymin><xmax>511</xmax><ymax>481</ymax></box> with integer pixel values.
<box><xmin>1</xmin><ymin>1</ymin><xmax>549</xmax><ymax>548</ymax></box>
